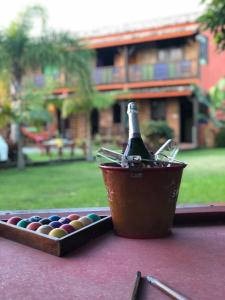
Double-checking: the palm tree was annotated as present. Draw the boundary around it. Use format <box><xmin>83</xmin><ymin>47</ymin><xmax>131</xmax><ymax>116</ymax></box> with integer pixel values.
<box><xmin>61</xmin><ymin>90</ymin><xmax>117</xmax><ymax>160</ymax></box>
<box><xmin>0</xmin><ymin>5</ymin><xmax>93</xmax><ymax>169</ymax></box>
<box><xmin>0</xmin><ymin>71</ymin><xmax>12</xmax><ymax>128</ymax></box>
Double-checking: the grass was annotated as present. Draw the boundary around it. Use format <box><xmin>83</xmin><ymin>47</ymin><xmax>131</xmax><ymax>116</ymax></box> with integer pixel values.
<box><xmin>0</xmin><ymin>148</ymin><xmax>225</xmax><ymax>210</ymax></box>
<box><xmin>26</xmin><ymin>148</ymin><xmax>85</xmax><ymax>162</ymax></box>
<box><xmin>0</xmin><ymin>161</ymin><xmax>107</xmax><ymax>210</ymax></box>
<box><xmin>177</xmin><ymin>148</ymin><xmax>225</xmax><ymax>204</ymax></box>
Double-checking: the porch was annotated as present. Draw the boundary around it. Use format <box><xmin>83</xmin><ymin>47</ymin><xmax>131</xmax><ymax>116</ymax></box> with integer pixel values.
<box><xmin>88</xmin><ymin>94</ymin><xmax>199</xmax><ymax>148</ymax></box>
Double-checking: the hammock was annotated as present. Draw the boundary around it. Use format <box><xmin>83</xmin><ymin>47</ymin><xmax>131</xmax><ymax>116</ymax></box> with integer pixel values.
<box><xmin>21</xmin><ymin>126</ymin><xmax>56</xmax><ymax>144</ymax></box>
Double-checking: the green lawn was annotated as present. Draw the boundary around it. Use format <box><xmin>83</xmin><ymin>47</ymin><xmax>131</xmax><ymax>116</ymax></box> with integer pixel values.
<box><xmin>177</xmin><ymin>148</ymin><xmax>225</xmax><ymax>204</ymax></box>
<box><xmin>0</xmin><ymin>148</ymin><xmax>225</xmax><ymax>210</ymax></box>
<box><xmin>26</xmin><ymin>148</ymin><xmax>85</xmax><ymax>162</ymax></box>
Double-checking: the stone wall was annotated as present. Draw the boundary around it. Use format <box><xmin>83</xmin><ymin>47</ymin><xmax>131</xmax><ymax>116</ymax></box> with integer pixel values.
<box><xmin>69</xmin><ymin>99</ymin><xmax>181</xmax><ymax>145</ymax></box>
<box><xmin>70</xmin><ymin>113</ymin><xmax>87</xmax><ymax>141</ymax></box>
<box><xmin>166</xmin><ymin>99</ymin><xmax>180</xmax><ymax>142</ymax></box>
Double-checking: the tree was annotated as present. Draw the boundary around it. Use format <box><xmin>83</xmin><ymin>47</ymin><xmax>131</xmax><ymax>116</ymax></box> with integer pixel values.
<box><xmin>198</xmin><ymin>0</ymin><xmax>225</xmax><ymax>50</ymax></box>
<box><xmin>61</xmin><ymin>90</ymin><xmax>117</xmax><ymax>161</ymax></box>
<box><xmin>209</xmin><ymin>77</ymin><xmax>225</xmax><ymax>110</ymax></box>
<box><xmin>192</xmin><ymin>79</ymin><xmax>225</xmax><ymax>128</ymax></box>
<box><xmin>0</xmin><ymin>101</ymin><xmax>15</xmax><ymax>129</ymax></box>
<box><xmin>0</xmin><ymin>83</ymin><xmax>53</xmax><ymax>165</ymax></box>
<box><xmin>0</xmin><ymin>71</ymin><xmax>12</xmax><ymax>128</ymax></box>
<box><xmin>0</xmin><ymin>5</ymin><xmax>93</xmax><ymax>169</ymax></box>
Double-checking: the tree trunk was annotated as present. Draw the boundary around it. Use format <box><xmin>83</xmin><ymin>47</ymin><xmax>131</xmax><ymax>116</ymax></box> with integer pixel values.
<box><xmin>11</xmin><ymin>79</ymin><xmax>25</xmax><ymax>170</ymax></box>
<box><xmin>17</xmin><ymin>125</ymin><xmax>25</xmax><ymax>170</ymax></box>
<box><xmin>85</xmin><ymin>111</ymin><xmax>93</xmax><ymax>161</ymax></box>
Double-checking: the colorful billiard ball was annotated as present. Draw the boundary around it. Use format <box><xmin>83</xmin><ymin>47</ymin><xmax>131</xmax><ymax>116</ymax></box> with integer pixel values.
<box><xmin>49</xmin><ymin>221</ymin><xmax>62</xmax><ymax>228</ymax></box>
<box><xmin>27</xmin><ymin>222</ymin><xmax>41</xmax><ymax>231</ymax></box>
<box><xmin>79</xmin><ymin>216</ymin><xmax>93</xmax><ymax>226</ymax></box>
<box><xmin>60</xmin><ymin>224</ymin><xmax>75</xmax><ymax>234</ymax></box>
<box><xmin>48</xmin><ymin>215</ymin><xmax>60</xmax><ymax>221</ymax></box>
<box><xmin>37</xmin><ymin>225</ymin><xmax>53</xmax><ymax>235</ymax></box>
<box><xmin>7</xmin><ymin>216</ymin><xmax>22</xmax><ymax>225</ymax></box>
<box><xmin>58</xmin><ymin>217</ymin><xmax>71</xmax><ymax>224</ymax></box>
<box><xmin>39</xmin><ymin>218</ymin><xmax>51</xmax><ymax>225</ymax></box>
<box><xmin>17</xmin><ymin>219</ymin><xmax>31</xmax><ymax>228</ymax></box>
<box><xmin>29</xmin><ymin>216</ymin><xmax>41</xmax><ymax>222</ymax></box>
<box><xmin>49</xmin><ymin>228</ymin><xmax>67</xmax><ymax>238</ymax></box>
<box><xmin>69</xmin><ymin>220</ymin><xmax>84</xmax><ymax>230</ymax></box>
<box><xmin>67</xmin><ymin>214</ymin><xmax>80</xmax><ymax>221</ymax></box>
<box><xmin>86</xmin><ymin>213</ymin><xmax>101</xmax><ymax>222</ymax></box>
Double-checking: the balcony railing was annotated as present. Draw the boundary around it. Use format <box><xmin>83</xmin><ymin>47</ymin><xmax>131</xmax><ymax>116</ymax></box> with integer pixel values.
<box><xmin>92</xmin><ymin>66</ymin><xmax>125</xmax><ymax>85</ymax></box>
<box><xmin>92</xmin><ymin>60</ymin><xmax>198</xmax><ymax>85</ymax></box>
<box><xmin>23</xmin><ymin>60</ymin><xmax>198</xmax><ymax>90</ymax></box>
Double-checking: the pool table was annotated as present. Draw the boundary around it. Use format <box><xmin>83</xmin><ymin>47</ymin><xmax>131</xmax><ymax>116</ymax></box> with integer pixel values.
<box><xmin>0</xmin><ymin>205</ymin><xmax>225</xmax><ymax>300</ymax></box>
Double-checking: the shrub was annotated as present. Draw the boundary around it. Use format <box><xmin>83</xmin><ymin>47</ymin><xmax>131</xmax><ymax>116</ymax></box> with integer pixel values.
<box><xmin>215</xmin><ymin>126</ymin><xmax>225</xmax><ymax>147</ymax></box>
<box><xmin>93</xmin><ymin>134</ymin><xmax>102</xmax><ymax>147</ymax></box>
<box><xmin>141</xmin><ymin>120</ymin><xmax>174</xmax><ymax>151</ymax></box>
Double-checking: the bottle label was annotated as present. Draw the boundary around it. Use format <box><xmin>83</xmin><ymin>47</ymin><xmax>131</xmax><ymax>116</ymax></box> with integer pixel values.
<box><xmin>128</xmin><ymin>115</ymin><xmax>141</xmax><ymax>138</ymax></box>
<box><xmin>131</xmin><ymin>132</ymin><xmax>141</xmax><ymax>138</ymax></box>
<box><xmin>127</xmin><ymin>102</ymin><xmax>140</xmax><ymax>139</ymax></box>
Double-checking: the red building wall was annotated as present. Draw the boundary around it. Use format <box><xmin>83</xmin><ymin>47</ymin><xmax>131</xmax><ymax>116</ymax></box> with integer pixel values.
<box><xmin>200</xmin><ymin>31</ymin><xmax>225</xmax><ymax>91</ymax></box>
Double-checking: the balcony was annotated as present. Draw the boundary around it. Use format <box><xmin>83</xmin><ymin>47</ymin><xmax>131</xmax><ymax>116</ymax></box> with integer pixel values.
<box><xmin>92</xmin><ymin>60</ymin><xmax>198</xmax><ymax>85</ymax></box>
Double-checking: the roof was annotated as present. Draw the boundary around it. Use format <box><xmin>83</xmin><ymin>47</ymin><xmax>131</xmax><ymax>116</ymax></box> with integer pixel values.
<box><xmin>81</xmin><ymin>11</ymin><xmax>202</xmax><ymax>39</ymax></box>
<box><xmin>52</xmin><ymin>88</ymin><xmax>74</xmax><ymax>95</ymax></box>
<box><xmin>81</xmin><ymin>11</ymin><xmax>202</xmax><ymax>38</ymax></box>
<box><xmin>83</xmin><ymin>12</ymin><xmax>201</xmax><ymax>49</ymax></box>
<box><xmin>95</xmin><ymin>78</ymin><xmax>199</xmax><ymax>91</ymax></box>
<box><xmin>116</xmin><ymin>85</ymin><xmax>193</xmax><ymax>100</ymax></box>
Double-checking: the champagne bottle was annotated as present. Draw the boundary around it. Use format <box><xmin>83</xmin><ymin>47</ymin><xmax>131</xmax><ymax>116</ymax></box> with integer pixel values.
<box><xmin>122</xmin><ymin>102</ymin><xmax>154</xmax><ymax>166</ymax></box>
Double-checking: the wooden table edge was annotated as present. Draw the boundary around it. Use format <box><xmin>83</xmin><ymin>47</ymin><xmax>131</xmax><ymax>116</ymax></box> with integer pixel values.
<box><xmin>1</xmin><ymin>204</ymin><xmax>225</xmax><ymax>219</ymax></box>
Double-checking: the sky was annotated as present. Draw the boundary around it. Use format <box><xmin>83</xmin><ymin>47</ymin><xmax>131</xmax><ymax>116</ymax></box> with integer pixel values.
<box><xmin>0</xmin><ymin>0</ymin><xmax>205</xmax><ymax>35</ymax></box>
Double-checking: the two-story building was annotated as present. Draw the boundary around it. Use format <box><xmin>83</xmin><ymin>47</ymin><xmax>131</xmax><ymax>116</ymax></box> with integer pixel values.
<box><xmin>87</xmin><ymin>14</ymin><xmax>201</xmax><ymax>148</ymax></box>
<box><xmin>24</xmin><ymin>13</ymin><xmax>225</xmax><ymax>148</ymax></box>
<box><xmin>66</xmin><ymin>13</ymin><xmax>224</xmax><ymax>148</ymax></box>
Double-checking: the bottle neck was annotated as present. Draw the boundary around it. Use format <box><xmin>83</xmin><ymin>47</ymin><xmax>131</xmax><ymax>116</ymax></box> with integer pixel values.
<box><xmin>128</xmin><ymin>111</ymin><xmax>141</xmax><ymax>139</ymax></box>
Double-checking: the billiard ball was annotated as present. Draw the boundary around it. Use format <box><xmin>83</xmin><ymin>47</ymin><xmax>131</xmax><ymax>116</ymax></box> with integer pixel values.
<box><xmin>58</xmin><ymin>217</ymin><xmax>71</xmax><ymax>224</ymax></box>
<box><xmin>60</xmin><ymin>224</ymin><xmax>75</xmax><ymax>234</ymax></box>
<box><xmin>86</xmin><ymin>213</ymin><xmax>101</xmax><ymax>222</ymax></box>
<box><xmin>69</xmin><ymin>220</ymin><xmax>84</xmax><ymax>230</ymax></box>
<box><xmin>49</xmin><ymin>228</ymin><xmax>67</xmax><ymax>238</ymax></box>
<box><xmin>17</xmin><ymin>219</ymin><xmax>31</xmax><ymax>228</ymax></box>
<box><xmin>79</xmin><ymin>216</ymin><xmax>93</xmax><ymax>226</ymax></box>
<box><xmin>67</xmin><ymin>214</ymin><xmax>80</xmax><ymax>221</ymax></box>
<box><xmin>39</xmin><ymin>218</ymin><xmax>51</xmax><ymax>225</ymax></box>
<box><xmin>27</xmin><ymin>222</ymin><xmax>41</xmax><ymax>231</ymax></box>
<box><xmin>7</xmin><ymin>216</ymin><xmax>22</xmax><ymax>225</ymax></box>
<box><xmin>48</xmin><ymin>215</ymin><xmax>60</xmax><ymax>221</ymax></box>
<box><xmin>49</xmin><ymin>221</ymin><xmax>62</xmax><ymax>228</ymax></box>
<box><xmin>37</xmin><ymin>225</ymin><xmax>53</xmax><ymax>235</ymax></box>
<box><xmin>29</xmin><ymin>216</ymin><xmax>41</xmax><ymax>222</ymax></box>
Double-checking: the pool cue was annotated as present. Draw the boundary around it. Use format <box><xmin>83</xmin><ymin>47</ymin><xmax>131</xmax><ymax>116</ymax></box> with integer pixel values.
<box><xmin>146</xmin><ymin>276</ymin><xmax>189</xmax><ymax>300</ymax></box>
<box><xmin>131</xmin><ymin>271</ymin><xmax>142</xmax><ymax>300</ymax></box>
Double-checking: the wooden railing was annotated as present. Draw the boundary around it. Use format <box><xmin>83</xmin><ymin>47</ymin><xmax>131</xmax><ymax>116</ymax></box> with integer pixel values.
<box><xmin>92</xmin><ymin>66</ymin><xmax>125</xmax><ymax>85</ymax></box>
<box><xmin>92</xmin><ymin>60</ymin><xmax>198</xmax><ymax>85</ymax></box>
<box><xmin>23</xmin><ymin>60</ymin><xmax>198</xmax><ymax>89</ymax></box>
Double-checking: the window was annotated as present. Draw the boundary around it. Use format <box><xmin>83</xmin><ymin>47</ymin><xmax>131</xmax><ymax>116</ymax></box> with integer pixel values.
<box><xmin>151</xmin><ymin>100</ymin><xmax>166</xmax><ymax>120</ymax></box>
<box><xmin>169</xmin><ymin>48</ymin><xmax>183</xmax><ymax>61</ymax></box>
<box><xmin>158</xmin><ymin>47</ymin><xmax>183</xmax><ymax>62</ymax></box>
<box><xmin>158</xmin><ymin>49</ymin><xmax>169</xmax><ymax>62</ymax></box>
<box><xmin>113</xmin><ymin>103</ymin><xmax>121</xmax><ymax>123</ymax></box>
<box><xmin>196</xmin><ymin>34</ymin><xmax>208</xmax><ymax>64</ymax></box>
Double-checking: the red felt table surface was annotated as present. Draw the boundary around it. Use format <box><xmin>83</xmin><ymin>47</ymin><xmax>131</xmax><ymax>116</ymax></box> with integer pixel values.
<box><xmin>0</xmin><ymin>207</ymin><xmax>225</xmax><ymax>300</ymax></box>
